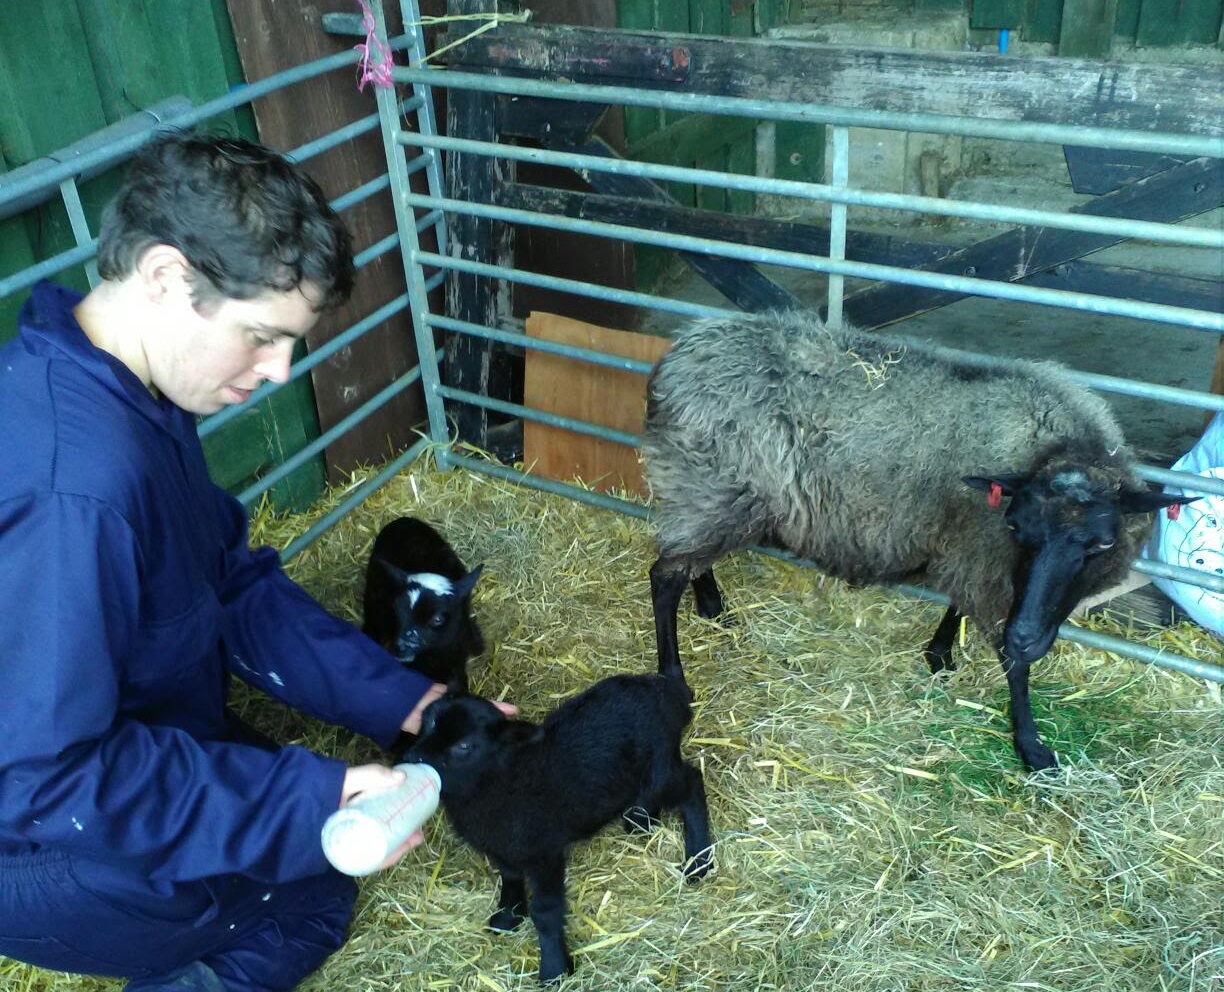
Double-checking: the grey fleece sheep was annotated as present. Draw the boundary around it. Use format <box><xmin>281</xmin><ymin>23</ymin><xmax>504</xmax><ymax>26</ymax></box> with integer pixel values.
<box><xmin>643</xmin><ymin>310</ymin><xmax>1187</xmax><ymax>771</ymax></box>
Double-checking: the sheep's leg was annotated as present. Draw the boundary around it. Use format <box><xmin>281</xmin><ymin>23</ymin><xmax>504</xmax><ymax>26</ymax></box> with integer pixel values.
<box><xmin>489</xmin><ymin>870</ymin><xmax>527</xmax><ymax>932</ymax></box>
<box><xmin>1000</xmin><ymin>650</ymin><xmax>1058</xmax><ymax>771</ymax></box>
<box><xmin>691</xmin><ymin>569</ymin><xmax>725</xmax><ymax>619</ymax></box>
<box><xmin>527</xmin><ymin>858</ymin><xmax>573</xmax><ymax>984</ymax></box>
<box><xmin>923</xmin><ymin>606</ymin><xmax>962</xmax><ymax>673</ymax></box>
<box><xmin>650</xmin><ymin>558</ymin><xmax>689</xmax><ymax>679</ymax></box>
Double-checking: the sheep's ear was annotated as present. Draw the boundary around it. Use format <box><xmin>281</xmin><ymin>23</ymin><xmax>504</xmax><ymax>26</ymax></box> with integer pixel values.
<box><xmin>494</xmin><ymin>720</ymin><xmax>542</xmax><ymax>747</ymax></box>
<box><xmin>963</xmin><ymin>473</ymin><xmax>1030</xmax><ymax>509</ymax></box>
<box><xmin>963</xmin><ymin>473</ymin><xmax>1029</xmax><ymax>497</ymax></box>
<box><xmin>1118</xmin><ymin>490</ymin><xmax>1201</xmax><ymax>515</ymax></box>
<box><xmin>452</xmin><ymin>564</ymin><xmax>484</xmax><ymax>599</ymax></box>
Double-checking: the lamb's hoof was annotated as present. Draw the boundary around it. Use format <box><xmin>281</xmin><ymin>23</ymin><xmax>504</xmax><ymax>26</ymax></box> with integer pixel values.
<box><xmin>923</xmin><ymin>650</ymin><xmax>956</xmax><ymax>675</ymax></box>
<box><xmin>683</xmin><ymin>847</ymin><xmax>713</xmax><ymax>882</ymax></box>
<box><xmin>538</xmin><ymin>952</ymin><xmax>575</xmax><ymax>985</ymax></box>
<box><xmin>622</xmin><ymin>806</ymin><xmax>659</xmax><ymax>833</ymax></box>
<box><xmin>1019</xmin><ymin>741</ymin><xmax>1059</xmax><ymax>772</ymax></box>
<box><xmin>488</xmin><ymin>906</ymin><xmax>526</xmax><ymax>932</ymax></box>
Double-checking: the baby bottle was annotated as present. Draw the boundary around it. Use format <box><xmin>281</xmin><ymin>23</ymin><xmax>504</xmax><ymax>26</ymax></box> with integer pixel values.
<box><xmin>321</xmin><ymin>763</ymin><xmax>442</xmax><ymax>876</ymax></box>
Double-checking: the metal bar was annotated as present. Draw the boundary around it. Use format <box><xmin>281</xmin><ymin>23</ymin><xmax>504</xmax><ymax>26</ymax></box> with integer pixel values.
<box><xmin>354</xmin><ymin>233</ymin><xmax>400</xmax><ymax>269</ymax></box>
<box><xmin>390</xmin><ymin>65</ymin><xmax>1224</xmax><ymax>159</ymax></box>
<box><xmin>397</xmin><ymin>131</ymin><xmax>1224</xmax><ymax>250</ymax></box>
<box><xmin>286</xmin><ymin>112</ymin><xmax>384</xmax><ymax>166</ymax></box>
<box><xmin>0</xmin><ymin>51</ymin><xmax>369</xmax><ymax>211</ymax></box>
<box><xmin>368</xmin><ymin>0</ymin><xmax>451</xmax><ymax>453</ymax></box>
<box><xmin>1131</xmin><ymin>558</ymin><xmax>1224</xmax><ymax>593</ymax></box>
<box><xmin>1137</xmin><ymin>465</ymin><xmax>1224</xmax><ymax>498</ymax></box>
<box><xmin>239</xmin><ymin>361</ymin><xmax>429</xmax><ymax>505</ymax></box>
<box><xmin>280</xmin><ymin>435</ymin><xmax>433</xmax><ymax>561</ymax></box>
<box><xmin>199</xmin><ymin>294</ymin><xmax>412</xmax><ymax>437</ymax></box>
<box><xmin>437</xmin><ymin>385</ymin><xmax>642</xmax><ymax>447</ymax></box>
<box><xmin>826</xmin><ymin>126</ymin><xmax>849</xmax><ymax>329</ymax></box>
<box><xmin>0</xmin><ymin>242</ymin><xmax>97</xmax><ymax>299</ymax></box>
<box><xmin>891</xmin><ymin>583</ymin><xmax>1223</xmax><ymax>683</ymax></box>
<box><xmin>331</xmin><ymin>174</ymin><xmax>391</xmax><ymax>213</ymax></box>
<box><xmin>445</xmin><ymin>451</ymin><xmax>650</xmax><ymax>520</ymax></box>
<box><xmin>413</xmin><ymin>249</ymin><xmax>730</xmax><ymax>320</ymax></box>
<box><xmin>56</xmin><ymin>179</ymin><xmax>100</xmax><ymax>289</ymax></box>
<box><xmin>405</xmin><ymin>191</ymin><xmax>1223</xmax><ymax>331</ymax></box>
<box><xmin>427</xmin><ymin>314</ymin><xmax>655</xmax><ymax>373</ymax></box>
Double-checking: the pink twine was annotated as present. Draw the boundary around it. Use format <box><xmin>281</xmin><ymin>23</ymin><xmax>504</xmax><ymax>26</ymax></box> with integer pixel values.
<box><xmin>354</xmin><ymin>0</ymin><xmax>394</xmax><ymax>91</ymax></box>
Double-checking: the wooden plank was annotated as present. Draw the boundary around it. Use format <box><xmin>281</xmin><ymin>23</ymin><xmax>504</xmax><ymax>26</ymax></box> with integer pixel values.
<box><xmin>843</xmin><ymin>156</ymin><xmax>1224</xmax><ymax>329</ymax></box>
<box><xmin>1063</xmin><ymin>146</ymin><xmax>1192</xmax><ymax>194</ymax></box>
<box><xmin>1136</xmin><ymin>0</ymin><xmax>1222</xmax><ymax>46</ymax></box>
<box><xmin>522</xmin><ymin>312</ymin><xmax>668</xmax><ymax>496</ymax></box>
<box><xmin>1058</xmin><ymin>0</ymin><xmax>1117</xmax><ymax>57</ymax></box>
<box><xmin>445</xmin><ymin>23</ymin><xmax>1224</xmax><ymax>136</ymax></box>
<box><xmin>225</xmin><ymin>0</ymin><xmax>430</xmax><ymax>479</ymax></box>
<box><xmin>1023</xmin><ymin>0</ymin><xmax>1065</xmax><ymax>41</ymax></box>
<box><xmin>500</xmin><ymin>182</ymin><xmax>1222</xmax><ymax>313</ymax></box>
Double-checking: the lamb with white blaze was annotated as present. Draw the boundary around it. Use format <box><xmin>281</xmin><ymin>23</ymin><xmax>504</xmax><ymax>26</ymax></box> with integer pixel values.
<box><xmin>642</xmin><ymin>310</ymin><xmax>1192</xmax><ymax>771</ymax></box>
<box><xmin>402</xmin><ymin>653</ymin><xmax>712</xmax><ymax>984</ymax></box>
<box><xmin>362</xmin><ymin>516</ymin><xmax>484</xmax><ymax>692</ymax></box>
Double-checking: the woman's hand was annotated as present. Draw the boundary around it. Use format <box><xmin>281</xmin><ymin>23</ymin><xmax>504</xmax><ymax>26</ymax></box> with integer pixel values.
<box><xmin>400</xmin><ymin>683</ymin><xmax>518</xmax><ymax>735</ymax></box>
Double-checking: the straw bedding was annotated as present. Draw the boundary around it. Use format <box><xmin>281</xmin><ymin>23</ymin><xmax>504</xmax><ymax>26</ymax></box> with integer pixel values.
<box><xmin>7</xmin><ymin>453</ymin><xmax>1222</xmax><ymax>992</ymax></box>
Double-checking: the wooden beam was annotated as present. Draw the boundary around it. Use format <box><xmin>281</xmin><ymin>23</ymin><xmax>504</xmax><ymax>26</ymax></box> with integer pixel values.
<box><xmin>443</xmin><ymin>22</ymin><xmax>1224</xmax><ymax>137</ymax></box>
<box><xmin>443</xmin><ymin>0</ymin><xmax>514</xmax><ymax>451</ymax></box>
<box><xmin>558</xmin><ymin>137</ymin><xmax>799</xmax><ymax>312</ymax></box>
<box><xmin>842</xmin><ymin>157</ymin><xmax>1224</xmax><ymax>329</ymax></box>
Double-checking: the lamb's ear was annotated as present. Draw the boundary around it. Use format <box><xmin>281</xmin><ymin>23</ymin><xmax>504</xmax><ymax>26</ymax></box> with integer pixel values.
<box><xmin>452</xmin><ymin>564</ymin><xmax>484</xmax><ymax>599</ymax></box>
<box><xmin>375</xmin><ymin>558</ymin><xmax>412</xmax><ymax>586</ymax></box>
<box><xmin>1118</xmin><ymin>490</ymin><xmax>1202</xmax><ymax>515</ymax></box>
<box><xmin>494</xmin><ymin>719</ymin><xmax>542</xmax><ymax>747</ymax></box>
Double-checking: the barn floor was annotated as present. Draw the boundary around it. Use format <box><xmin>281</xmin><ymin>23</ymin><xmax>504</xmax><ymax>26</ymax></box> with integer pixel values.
<box><xmin>10</xmin><ymin>460</ymin><xmax>1219</xmax><ymax>992</ymax></box>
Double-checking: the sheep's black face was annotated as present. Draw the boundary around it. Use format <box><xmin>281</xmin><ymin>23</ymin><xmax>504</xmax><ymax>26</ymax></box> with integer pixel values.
<box><xmin>403</xmin><ymin>695</ymin><xmax>516</xmax><ymax>793</ymax></box>
<box><xmin>966</xmin><ymin>465</ymin><xmax>1192</xmax><ymax>665</ymax></box>
<box><xmin>388</xmin><ymin>567</ymin><xmax>482</xmax><ymax>662</ymax></box>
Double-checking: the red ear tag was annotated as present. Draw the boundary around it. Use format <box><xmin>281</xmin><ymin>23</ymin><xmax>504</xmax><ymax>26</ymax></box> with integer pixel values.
<box><xmin>987</xmin><ymin>482</ymin><xmax>1003</xmax><ymax>508</ymax></box>
<box><xmin>1167</xmin><ymin>502</ymin><xmax>1181</xmax><ymax>522</ymax></box>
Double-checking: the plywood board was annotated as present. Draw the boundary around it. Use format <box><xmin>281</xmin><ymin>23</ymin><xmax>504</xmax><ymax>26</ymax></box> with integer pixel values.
<box><xmin>523</xmin><ymin>312</ymin><xmax>670</xmax><ymax>496</ymax></box>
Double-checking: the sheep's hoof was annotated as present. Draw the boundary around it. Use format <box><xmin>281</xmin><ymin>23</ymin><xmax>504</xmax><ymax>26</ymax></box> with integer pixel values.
<box><xmin>622</xmin><ymin>806</ymin><xmax>659</xmax><ymax>833</ymax></box>
<box><xmin>923</xmin><ymin>649</ymin><xmax>956</xmax><ymax>674</ymax></box>
<box><xmin>488</xmin><ymin>906</ymin><xmax>526</xmax><ymax>932</ymax></box>
<box><xmin>682</xmin><ymin>848</ymin><xmax>713</xmax><ymax>883</ymax></box>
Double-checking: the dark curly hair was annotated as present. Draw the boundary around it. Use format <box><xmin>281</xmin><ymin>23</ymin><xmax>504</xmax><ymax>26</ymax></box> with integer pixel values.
<box><xmin>96</xmin><ymin>131</ymin><xmax>355</xmax><ymax>313</ymax></box>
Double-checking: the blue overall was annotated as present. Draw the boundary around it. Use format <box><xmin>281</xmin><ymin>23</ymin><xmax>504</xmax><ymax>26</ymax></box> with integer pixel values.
<box><xmin>0</xmin><ymin>283</ymin><xmax>435</xmax><ymax>990</ymax></box>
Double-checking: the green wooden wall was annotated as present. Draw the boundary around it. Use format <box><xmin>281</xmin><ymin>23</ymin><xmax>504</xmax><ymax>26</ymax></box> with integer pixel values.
<box><xmin>972</xmin><ymin>0</ymin><xmax>1223</xmax><ymax>53</ymax></box>
<box><xmin>615</xmin><ymin>0</ymin><xmax>801</xmax><ymax>290</ymax></box>
<box><xmin>0</xmin><ymin>0</ymin><xmax>325</xmax><ymax>512</ymax></box>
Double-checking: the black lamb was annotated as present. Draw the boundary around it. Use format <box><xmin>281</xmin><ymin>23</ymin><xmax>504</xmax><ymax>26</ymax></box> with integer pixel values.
<box><xmin>403</xmin><ymin>655</ymin><xmax>712</xmax><ymax>984</ymax></box>
<box><xmin>362</xmin><ymin>516</ymin><xmax>484</xmax><ymax>692</ymax></box>
<box><xmin>642</xmin><ymin>310</ymin><xmax>1191</xmax><ymax>771</ymax></box>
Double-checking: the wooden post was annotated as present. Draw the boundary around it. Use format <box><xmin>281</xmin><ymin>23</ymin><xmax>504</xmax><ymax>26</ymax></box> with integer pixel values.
<box><xmin>443</xmin><ymin>0</ymin><xmax>514</xmax><ymax>452</ymax></box>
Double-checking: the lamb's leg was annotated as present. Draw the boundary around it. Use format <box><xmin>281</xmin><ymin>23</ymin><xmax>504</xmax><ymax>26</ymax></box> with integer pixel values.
<box><xmin>923</xmin><ymin>606</ymin><xmax>962</xmax><ymax>674</ymax></box>
<box><xmin>691</xmin><ymin>569</ymin><xmax>724</xmax><ymax>620</ymax></box>
<box><xmin>650</xmin><ymin>558</ymin><xmax>689</xmax><ymax>679</ymax></box>
<box><xmin>489</xmin><ymin>870</ymin><xmax>527</xmax><ymax>932</ymax></box>
<box><xmin>649</xmin><ymin>762</ymin><xmax>713</xmax><ymax>881</ymax></box>
<box><xmin>527</xmin><ymin>858</ymin><xmax>573</xmax><ymax>984</ymax></box>
<box><xmin>1000</xmin><ymin>649</ymin><xmax>1058</xmax><ymax>771</ymax></box>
